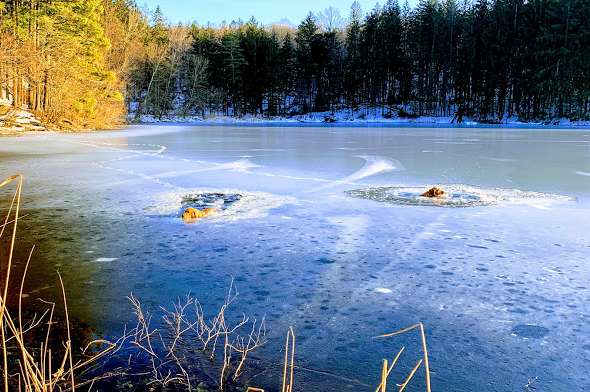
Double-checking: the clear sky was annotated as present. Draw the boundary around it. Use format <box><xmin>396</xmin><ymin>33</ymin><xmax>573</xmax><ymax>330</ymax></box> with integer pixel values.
<box><xmin>139</xmin><ymin>0</ymin><xmax>391</xmax><ymax>26</ymax></box>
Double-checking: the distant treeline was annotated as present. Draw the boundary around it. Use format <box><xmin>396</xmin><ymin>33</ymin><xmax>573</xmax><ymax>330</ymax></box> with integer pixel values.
<box><xmin>130</xmin><ymin>0</ymin><xmax>590</xmax><ymax>122</ymax></box>
<box><xmin>1</xmin><ymin>0</ymin><xmax>589</xmax><ymax>127</ymax></box>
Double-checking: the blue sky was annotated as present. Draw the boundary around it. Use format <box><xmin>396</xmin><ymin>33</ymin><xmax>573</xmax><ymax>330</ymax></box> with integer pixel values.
<box><xmin>139</xmin><ymin>0</ymin><xmax>390</xmax><ymax>26</ymax></box>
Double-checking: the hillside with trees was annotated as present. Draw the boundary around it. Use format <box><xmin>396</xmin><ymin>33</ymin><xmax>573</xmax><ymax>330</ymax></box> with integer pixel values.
<box><xmin>0</xmin><ymin>0</ymin><xmax>127</xmax><ymax>128</ymax></box>
<box><xmin>1</xmin><ymin>0</ymin><xmax>589</xmax><ymax>128</ymax></box>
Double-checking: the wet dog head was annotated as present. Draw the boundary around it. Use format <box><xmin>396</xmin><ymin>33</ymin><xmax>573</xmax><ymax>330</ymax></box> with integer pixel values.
<box><xmin>182</xmin><ymin>207</ymin><xmax>216</xmax><ymax>223</ymax></box>
<box><xmin>421</xmin><ymin>187</ymin><xmax>446</xmax><ymax>198</ymax></box>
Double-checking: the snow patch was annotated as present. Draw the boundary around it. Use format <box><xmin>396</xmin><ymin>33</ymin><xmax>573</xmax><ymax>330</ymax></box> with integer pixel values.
<box><xmin>374</xmin><ymin>287</ymin><xmax>393</xmax><ymax>294</ymax></box>
<box><xmin>133</xmin><ymin>109</ymin><xmax>590</xmax><ymax>128</ymax></box>
<box><xmin>93</xmin><ymin>257</ymin><xmax>118</xmax><ymax>262</ymax></box>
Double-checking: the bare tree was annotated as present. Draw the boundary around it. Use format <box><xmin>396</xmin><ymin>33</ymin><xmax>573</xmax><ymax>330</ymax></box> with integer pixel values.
<box><xmin>317</xmin><ymin>6</ymin><xmax>345</xmax><ymax>32</ymax></box>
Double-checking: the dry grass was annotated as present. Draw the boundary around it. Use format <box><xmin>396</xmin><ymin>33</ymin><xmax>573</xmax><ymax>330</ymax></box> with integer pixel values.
<box><xmin>246</xmin><ymin>322</ymin><xmax>433</xmax><ymax>392</ymax></box>
<box><xmin>281</xmin><ymin>327</ymin><xmax>295</xmax><ymax>392</ymax></box>
<box><xmin>376</xmin><ymin>323</ymin><xmax>432</xmax><ymax>392</ymax></box>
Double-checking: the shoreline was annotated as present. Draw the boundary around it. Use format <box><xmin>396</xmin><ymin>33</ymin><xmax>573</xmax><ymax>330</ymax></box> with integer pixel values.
<box><xmin>134</xmin><ymin>114</ymin><xmax>590</xmax><ymax>129</ymax></box>
<box><xmin>3</xmin><ymin>114</ymin><xmax>590</xmax><ymax>136</ymax></box>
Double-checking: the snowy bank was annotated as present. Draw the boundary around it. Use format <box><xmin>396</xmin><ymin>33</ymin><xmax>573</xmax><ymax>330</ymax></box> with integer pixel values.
<box><xmin>133</xmin><ymin>109</ymin><xmax>590</xmax><ymax>128</ymax></box>
<box><xmin>0</xmin><ymin>107</ymin><xmax>48</xmax><ymax>134</ymax></box>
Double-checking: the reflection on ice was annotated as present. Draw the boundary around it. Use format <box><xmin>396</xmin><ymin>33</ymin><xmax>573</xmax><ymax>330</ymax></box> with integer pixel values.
<box><xmin>346</xmin><ymin>184</ymin><xmax>574</xmax><ymax>208</ymax></box>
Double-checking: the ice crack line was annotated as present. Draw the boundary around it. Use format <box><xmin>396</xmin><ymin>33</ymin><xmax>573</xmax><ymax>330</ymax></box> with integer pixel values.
<box><xmin>63</xmin><ymin>139</ymin><xmax>402</xmax><ymax>192</ymax></box>
<box><xmin>71</xmin><ymin>141</ymin><xmax>167</xmax><ymax>156</ymax></box>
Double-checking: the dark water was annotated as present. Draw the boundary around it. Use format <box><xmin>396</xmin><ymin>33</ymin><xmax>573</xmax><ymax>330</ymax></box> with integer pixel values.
<box><xmin>1</xmin><ymin>125</ymin><xmax>590</xmax><ymax>391</ymax></box>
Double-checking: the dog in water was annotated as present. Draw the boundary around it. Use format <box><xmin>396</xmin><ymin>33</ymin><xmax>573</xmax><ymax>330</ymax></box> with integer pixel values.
<box><xmin>182</xmin><ymin>207</ymin><xmax>216</xmax><ymax>223</ymax></box>
<box><xmin>421</xmin><ymin>187</ymin><xmax>446</xmax><ymax>198</ymax></box>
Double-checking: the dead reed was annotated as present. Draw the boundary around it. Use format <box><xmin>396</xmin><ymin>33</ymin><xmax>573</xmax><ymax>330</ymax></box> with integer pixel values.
<box><xmin>126</xmin><ymin>281</ymin><xmax>266</xmax><ymax>390</ymax></box>
<box><xmin>246</xmin><ymin>322</ymin><xmax>433</xmax><ymax>392</ymax></box>
<box><xmin>375</xmin><ymin>323</ymin><xmax>432</xmax><ymax>392</ymax></box>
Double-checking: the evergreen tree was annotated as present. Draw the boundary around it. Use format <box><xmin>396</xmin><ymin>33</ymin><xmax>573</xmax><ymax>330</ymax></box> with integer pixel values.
<box><xmin>345</xmin><ymin>1</ymin><xmax>363</xmax><ymax>108</ymax></box>
<box><xmin>277</xmin><ymin>33</ymin><xmax>296</xmax><ymax>114</ymax></box>
<box><xmin>221</xmin><ymin>31</ymin><xmax>245</xmax><ymax>114</ymax></box>
<box><xmin>295</xmin><ymin>13</ymin><xmax>319</xmax><ymax>112</ymax></box>
<box><xmin>380</xmin><ymin>1</ymin><xmax>403</xmax><ymax>108</ymax></box>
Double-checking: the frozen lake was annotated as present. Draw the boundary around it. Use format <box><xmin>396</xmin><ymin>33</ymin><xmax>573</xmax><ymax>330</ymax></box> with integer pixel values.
<box><xmin>1</xmin><ymin>124</ymin><xmax>590</xmax><ymax>391</ymax></box>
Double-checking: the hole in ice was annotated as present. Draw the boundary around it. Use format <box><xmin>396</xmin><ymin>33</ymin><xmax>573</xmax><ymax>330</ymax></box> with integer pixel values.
<box><xmin>147</xmin><ymin>188</ymin><xmax>297</xmax><ymax>221</ymax></box>
<box><xmin>345</xmin><ymin>184</ymin><xmax>574</xmax><ymax>208</ymax></box>
<box><xmin>180</xmin><ymin>193</ymin><xmax>242</xmax><ymax>215</ymax></box>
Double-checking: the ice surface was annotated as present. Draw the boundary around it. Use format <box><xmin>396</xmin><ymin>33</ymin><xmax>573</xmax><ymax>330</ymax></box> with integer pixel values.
<box><xmin>1</xmin><ymin>125</ymin><xmax>590</xmax><ymax>392</ymax></box>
